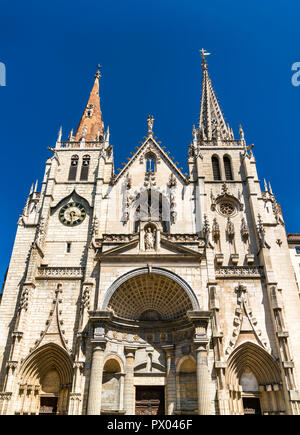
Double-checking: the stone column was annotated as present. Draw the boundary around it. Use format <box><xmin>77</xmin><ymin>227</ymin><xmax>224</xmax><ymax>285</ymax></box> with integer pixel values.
<box><xmin>87</xmin><ymin>340</ymin><xmax>106</xmax><ymax>415</ymax></box>
<box><xmin>124</xmin><ymin>346</ymin><xmax>137</xmax><ymax>415</ymax></box>
<box><xmin>187</xmin><ymin>311</ymin><xmax>211</xmax><ymax>415</ymax></box>
<box><xmin>163</xmin><ymin>345</ymin><xmax>176</xmax><ymax>415</ymax></box>
<box><xmin>195</xmin><ymin>342</ymin><xmax>211</xmax><ymax>415</ymax></box>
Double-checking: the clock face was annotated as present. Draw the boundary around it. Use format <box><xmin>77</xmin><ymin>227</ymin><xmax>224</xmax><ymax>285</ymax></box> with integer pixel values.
<box><xmin>59</xmin><ymin>202</ymin><xmax>86</xmax><ymax>226</ymax></box>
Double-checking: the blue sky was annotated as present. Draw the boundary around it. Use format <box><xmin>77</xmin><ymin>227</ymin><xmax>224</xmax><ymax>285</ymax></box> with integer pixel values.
<box><xmin>0</xmin><ymin>0</ymin><xmax>299</xmax><ymax>283</ymax></box>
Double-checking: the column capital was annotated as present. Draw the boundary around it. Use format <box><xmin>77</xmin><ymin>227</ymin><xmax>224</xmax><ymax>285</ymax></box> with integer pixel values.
<box><xmin>187</xmin><ymin>310</ymin><xmax>211</xmax><ymax>323</ymax></box>
<box><xmin>162</xmin><ymin>344</ymin><xmax>175</xmax><ymax>356</ymax></box>
<box><xmin>124</xmin><ymin>346</ymin><xmax>138</xmax><ymax>358</ymax></box>
<box><xmin>193</xmin><ymin>339</ymin><xmax>209</xmax><ymax>353</ymax></box>
<box><xmin>207</xmin><ymin>281</ymin><xmax>218</xmax><ymax>287</ymax></box>
<box><xmin>73</xmin><ymin>361</ymin><xmax>85</xmax><ymax>371</ymax></box>
<box><xmin>90</xmin><ymin>338</ymin><xmax>106</xmax><ymax>352</ymax></box>
<box><xmin>6</xmin><ymin>361</ymin><xmax>18</xmax><ymax>370</ymax></box>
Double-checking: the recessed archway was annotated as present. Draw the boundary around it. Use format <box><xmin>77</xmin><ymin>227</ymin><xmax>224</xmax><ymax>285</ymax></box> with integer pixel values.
<box><xmin>101</xmin><ymin>267</ymin><xmax>199</xmax><ymax>321</ymax></box>
<box><xmin>225</xmin><ymin>342</ymin><xmax>284</xmax><ymax>415</ymax></box>
<box><xmin>17</xmin><ymin>343</ymin><xmax>73</xmax><ymax>415</ymax></box>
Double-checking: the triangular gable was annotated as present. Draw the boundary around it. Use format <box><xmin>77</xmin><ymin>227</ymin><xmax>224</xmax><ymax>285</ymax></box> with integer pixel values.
<box><xmin>95</xmin><ymin>234</ymin><xmax>202</xmax><ymax>259</ymax></box>
<box><xmin>30</xmin><ymin>286</ymin><xmax>71</xmax><ymax>354</ymax></box>
<box><xmin>113</xmin><ymin>136</ymin><xmax>189</xmax><ymax>185</ymax></box>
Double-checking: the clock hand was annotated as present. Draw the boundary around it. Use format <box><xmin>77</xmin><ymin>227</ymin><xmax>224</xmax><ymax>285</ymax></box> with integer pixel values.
<box><xmin>70</xmin><ymin>210</ymin><xmax>80</xmax><ymax>223</ymax></box>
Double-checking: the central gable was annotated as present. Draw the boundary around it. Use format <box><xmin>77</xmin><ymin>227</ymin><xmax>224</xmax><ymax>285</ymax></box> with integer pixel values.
<box><xmin>113</xmin><ymin>135</ymin><xmax>188</xmax><ymax>189</ymax></box>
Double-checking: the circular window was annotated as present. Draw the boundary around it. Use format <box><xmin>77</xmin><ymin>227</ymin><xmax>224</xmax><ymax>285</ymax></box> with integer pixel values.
<box><xmin>218</xmin><ymin>201</ymin><xmax>236</xmax><ymax>217</ymax></box>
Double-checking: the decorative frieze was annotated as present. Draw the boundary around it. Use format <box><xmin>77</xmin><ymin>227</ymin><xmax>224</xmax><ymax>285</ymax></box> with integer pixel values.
<box><xmin>216</xmin><ymin>266</ymin><xmax>264</xmax><ymax>279</ymax></box>
<box><xmin>163</xmin><ymin>233</ymin><xmax>204</xmax><ymax>245</ymax></box>
<box><xmin>100</xmin><ymin>234</ymin><xmax>137</xmax><ymax>243</ymax></box>
<box><xmin>37</xmin><ymin>267</ymin><xmax>85</xmax><ymax>279</ymax></box>
<box><xmin>0</xmin><ymin>392</ymin><xmax>12</xmax><ymax>401</ymax></box>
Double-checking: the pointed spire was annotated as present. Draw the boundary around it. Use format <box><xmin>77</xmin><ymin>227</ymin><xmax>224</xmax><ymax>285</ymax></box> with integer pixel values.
<box><xmin>75</xmin><ymin>66</ymin><xmax>104</xmax><ymax>142</ymax></box>
<box><xmin>198</xmin><ymin>51</ymin><xmax>230</xmax><ymax>142</ymax></box>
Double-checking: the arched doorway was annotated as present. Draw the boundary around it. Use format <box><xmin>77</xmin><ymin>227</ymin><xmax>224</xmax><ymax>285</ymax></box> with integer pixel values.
<box><xmin>17</xmin><ymin>344</ymin><xmax>73</xmax><ymax>415</ymax></box>
<box><xmin>226</xmin><ymin>342</ymin><xmax>284</xmax><ymax>415</ymax></box>
<box><xmin>98</xmin><ymin>267</ymin><xmax>200</xmax><ymax>415</ymax></box>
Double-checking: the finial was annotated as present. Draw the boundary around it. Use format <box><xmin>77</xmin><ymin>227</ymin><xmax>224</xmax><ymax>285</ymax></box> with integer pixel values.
<box><xmin>34</xmin><ymin>180</ymin><xmax>38</xmax><ymax>192</ymax></box>
<box><xmin>147</xmin><ymin>115</ymin><xmax>154</xmax><ymax>136</ymax></box>
<box><xmin>57</xmin><ymin>125</ymin><xmax>62</xmax><ymax>143</ymax></box>
<box><xmin>264</xmin><ymin>179</ymin><xmax>268</xmax><ymax>191</ymax></box>
<box><xmin>199</xmin><ymin>48</ymin><xmax>211</xmax><ymax>69</ymax></box>
<box><xmin>239</xmin><ymin>123</ymin><xmax>244</xmax><ymax>140</ymax></box>
<box><xmin>269</xmin><ymin>182</ymin><xmax>273</xmax><ymax>195</ymax></box>
<box><xmin>105</xmin><ymin>125</ymin><xmax>110</xmax><ymax>143</ymax></box>
<box><xmin>95</xmin><ymin>64</ymin><xmax>102</xmax><ymax>79</ymax></box>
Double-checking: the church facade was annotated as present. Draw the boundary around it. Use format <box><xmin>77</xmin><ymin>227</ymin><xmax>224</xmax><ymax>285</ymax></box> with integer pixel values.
<box><xmin>1</xmin><ymin>56</ymin><xmax>300</xmax><ymax>415</ymax></box>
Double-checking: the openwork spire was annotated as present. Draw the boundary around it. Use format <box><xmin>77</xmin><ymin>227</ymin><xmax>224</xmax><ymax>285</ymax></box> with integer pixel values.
<box><xmin>75</xmin><ymin>66</ymin><xmax>104</xmax><ymax>142</ymax></box>
<box><xmin>198</xmin><ymin>51</ymin><xmax>231</xmax><ymax>142</ymax></box>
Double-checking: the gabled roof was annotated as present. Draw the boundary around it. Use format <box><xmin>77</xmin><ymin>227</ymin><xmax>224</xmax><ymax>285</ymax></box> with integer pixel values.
<box><xmin>113</xmin><ymin>133</ymin><xmax>189</xmax><ymax>185</ymax></box>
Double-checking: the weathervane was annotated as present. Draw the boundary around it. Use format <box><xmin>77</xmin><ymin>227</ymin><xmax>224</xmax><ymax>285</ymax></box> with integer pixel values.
<box><xmin>199</xmin><ymin>48</ymin><xmax>211</xmax><ymax>68</ymax></box>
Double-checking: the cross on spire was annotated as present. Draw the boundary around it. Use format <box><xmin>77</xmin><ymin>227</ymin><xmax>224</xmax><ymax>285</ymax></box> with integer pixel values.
<box><xmin>199</xmin><ymin>48</ymin><xmax>211</xmax><ymax>69</ymax></box>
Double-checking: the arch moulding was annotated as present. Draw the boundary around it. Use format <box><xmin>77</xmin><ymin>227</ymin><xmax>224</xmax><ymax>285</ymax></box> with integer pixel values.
<box><xmin>101</xmin><ymin>267</ymin><xmax>200</xmax><ymax>312</ymax></box>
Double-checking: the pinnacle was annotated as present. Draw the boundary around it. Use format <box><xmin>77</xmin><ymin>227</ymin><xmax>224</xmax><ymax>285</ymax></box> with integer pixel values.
<box><xmin>74</xmin><ymin>70</ymin><xmax>104</xmax><ymax>142</ymax></box>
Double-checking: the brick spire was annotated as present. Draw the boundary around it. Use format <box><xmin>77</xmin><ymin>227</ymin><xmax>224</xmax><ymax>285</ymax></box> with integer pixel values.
<box><xmin>75</xmin><ymin>67</ymin><xmax>104</xmax><ymax>142</ymax></box>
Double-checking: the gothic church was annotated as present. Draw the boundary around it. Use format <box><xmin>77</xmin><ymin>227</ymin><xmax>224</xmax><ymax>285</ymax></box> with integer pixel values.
<box><xmin>0</xmin><ymin>54</ymin><xmax>300</xmax><ymax>415</ymax></box>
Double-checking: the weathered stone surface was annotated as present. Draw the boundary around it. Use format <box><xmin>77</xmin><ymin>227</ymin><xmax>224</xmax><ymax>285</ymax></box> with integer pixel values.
<box><xmin>1</xmin><ymin>63</ymin><xmax>300</xmax><ymax>416</ymax></box>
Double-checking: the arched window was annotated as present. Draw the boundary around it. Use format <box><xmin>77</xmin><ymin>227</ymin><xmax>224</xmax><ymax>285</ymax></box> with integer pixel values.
<box><xmin>68</xmin><ymin>155</ymin><xmax>79</xmax><ymax>181</ymax></box>
<box><xmin>212</xmin><ymin>156</ymin><xmax>221</xmax><ymax>180</ymax></box>
<box><xmin>223</xmin><ymin>155</ymin><xmax>233</xmax><ymax>180</ymax></box>
<box><xmin>145</xmin><ymin>153</ymin><xmax>156</xmax><ymax>173</ymax></box>
<box><xmin>80</xmin><ymin>155</ymin><xmax>90</xmax><ymax>180</ymax></box>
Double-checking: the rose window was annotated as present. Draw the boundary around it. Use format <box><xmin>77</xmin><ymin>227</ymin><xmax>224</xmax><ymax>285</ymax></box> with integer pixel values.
<box><xmin>219</xmin><ymin>202</ymin><xmax>235</xmax><ymax>217</ymax></box>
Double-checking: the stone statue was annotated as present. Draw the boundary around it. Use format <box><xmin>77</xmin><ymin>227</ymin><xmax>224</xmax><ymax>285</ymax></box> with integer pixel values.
<box><xmin>192</xmin><ymin>124</ymin><xmax>197</xmax><ymax>142</ymax></box>
<box><xmin>147</xmin><ymin>115</ymin><xmax>154</xmax><ymax>136</ymax></box>
<box><xmin>82</xmin><ymin>125</ymin><xmax>87</xmax><ymax>139</ymax></box>
<box><xmin>145</xmin><ymin>227</ymin><xmax>155</xmax><ymax>250</ymax></box>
